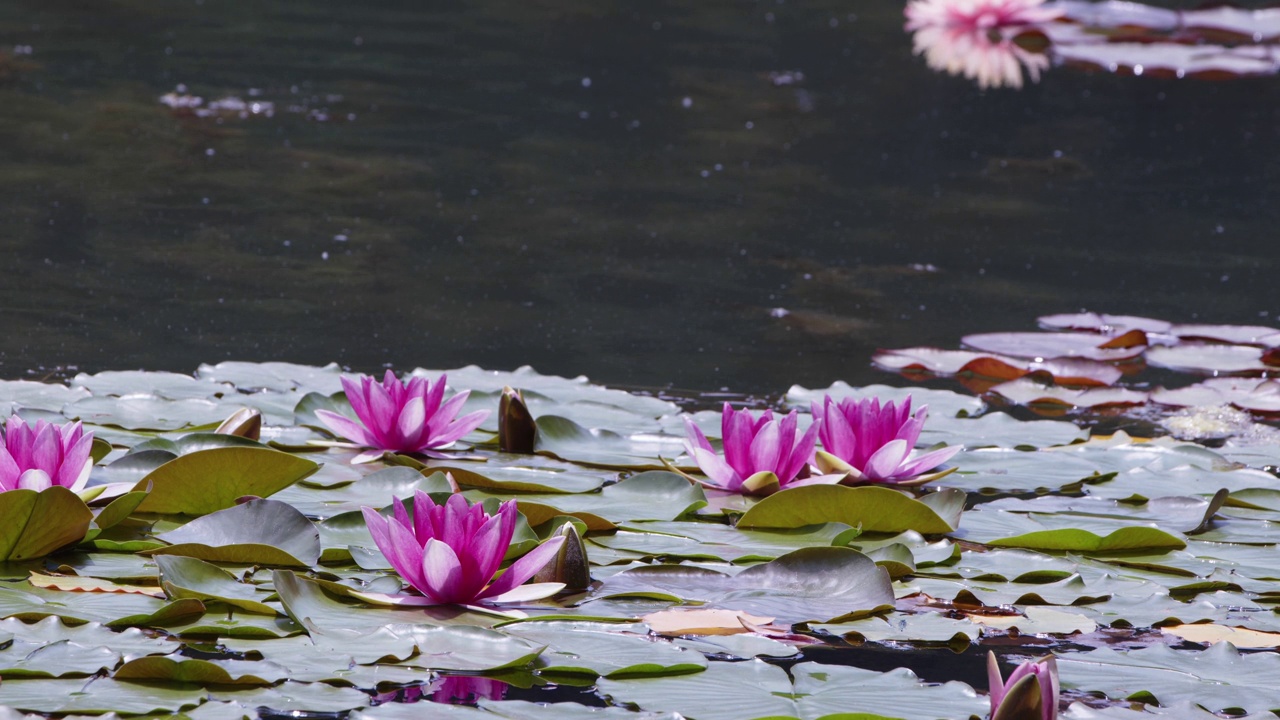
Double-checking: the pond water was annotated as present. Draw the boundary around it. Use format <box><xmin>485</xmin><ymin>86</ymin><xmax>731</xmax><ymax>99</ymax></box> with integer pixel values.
<box><xmin>3</xmin><ymin>0</ymin><xmax>1276</xmax><ymax>394</ymax></box>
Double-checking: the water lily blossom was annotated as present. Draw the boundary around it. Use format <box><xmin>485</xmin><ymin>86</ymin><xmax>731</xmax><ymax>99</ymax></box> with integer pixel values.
<box><xmin>988</xmin><ymin>652</ymin><xmax>1059</xmax><ymax>720</ymax></box>
<box><xmin>0</xmin><ymin>416</ymin><xmax>94</xmax><ymax>493</ymax></box>
<box><xmin>317</xmin><ymin>371</ymin><xmax>488</xmax><ymax>461</ymax></box>
<box><xmin>811</xmin><ymin>396</ymin><xmax>959</xmax><ymax>485</ymax></box>
<box><xmin>682</xmin><ymin>404</ymin><xmax>819</xmax><ymax>495</ymax></box>
<box><xmin>360</xmin><ymin>491</ymin><xmax>565</xmax><ymax>605</ymax></box>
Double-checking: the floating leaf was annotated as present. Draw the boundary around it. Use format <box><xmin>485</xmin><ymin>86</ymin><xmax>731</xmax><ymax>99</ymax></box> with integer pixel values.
<box><xmin>737</xmin><ymin>485</ymin><xmax>963</xmax><ymax>534</ymax></box>
<box><xmin>150</xmin><ymin>499</ymin><xmax>321</xmax><ymax>567</ymax></box>
<box><xmin>133</xmin><ymin>447</ymin><xmax>319</xmax><ymax>515</ymax></box>
<box><xmin>155</xmin><ymin>555</ymin><xmax>279</xmax><ymax>614</ymax></box>
<box><xmin>0</xmin><ymin>487</ymin><xmax>93</xmax><ymax>561</ymax></box>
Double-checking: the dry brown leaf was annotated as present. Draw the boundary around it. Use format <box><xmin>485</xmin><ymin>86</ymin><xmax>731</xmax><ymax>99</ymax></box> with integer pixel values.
<box><xmin>29</xmin><ymin>572</ymin><xmax>166</xmax><ymax>598</ymax></box>
<box><xmin>642</xmin><ymin>608</ymin><xmax>776</xmax><ymax>636</ymax></box>
<box><xmin>1162</xmin><ymin>623</ymin><xmax>1280</xmax><ymax>649</ymax></box>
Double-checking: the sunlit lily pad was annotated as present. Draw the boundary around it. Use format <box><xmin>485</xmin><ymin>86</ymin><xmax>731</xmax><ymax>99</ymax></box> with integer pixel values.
<box><xmin>150</xmin><ymin>499</ymin><xmax>321</xmax><ymax>567</ymax></box>
<box><xmin>737</xmin><ymin>485</ymin><xmax>964</xmax><ymax>534</ymax></box>
<box><xmin>595</xmin><ymin>547</ymin><xmax>894</xmax><ymax>624</ymax></box>
<box><xmin>0</xmin><ymin>487</ymin><xmax>93</xmax><ymax>561</ymax></box>
<box><xmin>132</xmin><ymin>447</ymin><xmax>319</xmax><ymax>515</ymax></box>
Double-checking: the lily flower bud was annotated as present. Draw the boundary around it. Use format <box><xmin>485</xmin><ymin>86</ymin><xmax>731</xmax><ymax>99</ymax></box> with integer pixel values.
<box><xmin>533</xmin><ymin>521</ymin><xmax>591</xmax><ymax>591</ymax></box>
<box><xmin>498</xmin><ymin>386</ymin><xmax>536</xmax><ymax>453</ymax></box>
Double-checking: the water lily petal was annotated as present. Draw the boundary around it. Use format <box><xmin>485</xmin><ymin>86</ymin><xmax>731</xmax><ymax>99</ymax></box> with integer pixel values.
<box><xmin>479</xmin><ymin>535</ymin><xmax>565</xmax><ymax>601</ymax></box>
<box><xmin>690</xmin><ymin>447</ymin><xmax>740</xmax><ymax>490</ymax></box>
<box><xmin>315</xmin><ymin>409</ymin><xmax>375</xmax><ymax>446</ymax></box>
<box><xmin>0</xmin><ymin>448</ymin><xmax>20</xmax><ymax>491</ymax></box>
<box><xmin>17</xmin><ymin>468</ymin><xmax>52</xmax><ymax>491</ymax></box>
<box><xmin>897</xmin><ymin>445</ymin><xmax>962</xmax><ymax>479</ymax></box>
<box><xmin>421</xmin><ymin>538</ymin><xmax>465</xmax><ymax>603</ymax></box>
<box><xmin>862</xmin><ymin>439</ymin><xmax>910</xmax><ymax>480</ymax></box>
<box><xmin>362</xmin><ymin>506</ymin><xmax>428</xmax><ymax>593</ymax></box>
<box><xmin>748</xmin><ymin>421</ymin><xmax>782</xmax><ymax>475</ymax></box>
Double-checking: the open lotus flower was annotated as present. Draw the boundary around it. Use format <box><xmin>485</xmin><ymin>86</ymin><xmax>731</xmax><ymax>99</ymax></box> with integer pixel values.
<box><xmin>811</xmin><ymin>396</ymin><xmax>959</xmax><ymax>486</ymax></box>
<box><xmin>988</xmin><ymin>652</ymin><xmax>1059</xmax><ymax>720</ymax></box>
<box><xmin>360</xmin><ymin>491</ymin><xmax>565</xmax><ymax>605</ymax></box>
<box><xmin>0</xmin><ymin>416</ymin><xmax>94</xmax><ymax>493</ymax></box>
<box><xmin>317</xmin><ymin>371</ymin><xmax>488</xmax><ymax>461</ymax></box>
<box><xmin>681</xmin><ymin>404</ymin><xmax>819</xmax><ymax>495</ymax></box>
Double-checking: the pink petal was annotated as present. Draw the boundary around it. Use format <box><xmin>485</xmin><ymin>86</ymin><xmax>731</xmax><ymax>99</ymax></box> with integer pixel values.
<box><xmin>862</xmin><ymin>439</ymin><xmax>910</xmax><ymax>481</ymax></box>
<box><xmin>29</xmin><ymin>424</ymin><xmax>59</xmax><ymax>476</ymax></box>
<box><xmin>748</xmin><ymin>422</ymin><xmax>782</xmax><ymax>475</ymax></box>
<box><xmin>17</xmin><ymin>469</ymin><xmax>52</xmax><ymax>491</ymax></box>
<box><xmin>362</xmin><ymin>506</ymin><xmax>428</xmax><ymax>593</ymax></box>
<box><xmin>683</xmin><ymin>416</ymin><xmax>714</xmax><ymax>453</ymax></box>
<box><xmin>340</xmin><ymin>376</ymin><xmax>373</xmax><ymax>427</ymax></box>
<box><xmin>396</xmin><ymin>397</ymin><xmax>428</xmax><ymax>449</ymax></box>
<box><xmin>428</xmin><ymin>407</ymin><xmax>489</xmax><ymax>449</ymax></box>
<box><xmin>412</xmin><ymin>489</ymin><xmax>439</xmax><ymax>541</ymax></box>
<box><xmin>315</xmin><ymin>410</ymin><xmax>375</xmax><ymax>446</ymax></box>
<box><xmin>478</xmin><ymin>535</ymin><xmax>565</xmax><ymax>600</ymax></box>
<box><xmin>421</xmin><ymin>538</ymin><xmax>466</xmax><ymax>603</ymax></box>
<box><xmin>782</xmin><ymin>416</ymin><xmax>821</xmax><ymax>483</ymax></box>
<box><xmin>722</xmin><ymin>405</ymin><xmax>754</xmax><ymax>475</ymax></box>
<box><xmin>0</xmin><ymin>449</ymin><xmax>20</xmax><ymax>491</ymax></box>
<box><xmin>423</xmin><ymin>374</ymin><xmax>447</xmax><ymax>418</ymax></box>
<box><xmin>897</xmin><ymin>445</ymin><xmax>961</xmax><ymax>478</ymax></box>
<box><xmin>690</xmin><ymin>447</ymin><xmax>740</xmax><ymax>490</ymax></box>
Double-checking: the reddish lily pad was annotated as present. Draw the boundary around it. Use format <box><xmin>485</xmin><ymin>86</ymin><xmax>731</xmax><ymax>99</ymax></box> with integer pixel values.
<box><xmin>988</xmin><ymin>379</ymin><xmax>1149</xmax><ymax>409</ymax></box>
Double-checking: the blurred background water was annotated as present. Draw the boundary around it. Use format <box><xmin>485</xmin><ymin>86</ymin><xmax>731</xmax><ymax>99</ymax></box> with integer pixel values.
<box><xmin>1</xmin><ymin>0</ymin><xmax>1276</xmax><ymax>394</ymax></box>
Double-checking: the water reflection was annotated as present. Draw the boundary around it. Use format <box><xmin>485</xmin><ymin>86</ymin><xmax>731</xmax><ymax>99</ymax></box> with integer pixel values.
<box><xmin>372</xmin><ymin>676</ymin><xmax>509</xmax><ymax>706</ymax></box>
<box><xmin>907</xmin><ymin>0</ymin><xmax>1280</xmax><ymax>87</ymax></box>
<box><xmin>905</xmin><ymin>0</ymin><xmax>1059</xmax><ymax>88</ymax></box>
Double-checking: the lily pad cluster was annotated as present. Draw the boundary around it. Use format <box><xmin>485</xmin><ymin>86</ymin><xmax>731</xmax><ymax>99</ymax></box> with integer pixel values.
<box><xmin>0</xmin><ymin>361</ymin><xmax>1276</xmax><ymax>718</ymax></box>
<box><xmin>873</xmin><ymin>313</ymin><xmax>1280</xmax><ymax>433</ymax></box>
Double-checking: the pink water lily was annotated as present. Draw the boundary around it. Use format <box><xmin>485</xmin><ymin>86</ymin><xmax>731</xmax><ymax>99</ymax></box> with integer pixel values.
<box><xmin>682</xmin><ymin>404</ymin><xmax>819</xmax><ymax>495</ymax></box>
<box><xmin>988</xmin><ymin>652</ymin><xmax>1059</xmax><ymax>720</ymax></box>
<box><xmin>360</xmin><ymin>492</ymin><xmax>565</xmax><ymax>605</ymax></box>
<box><xmin>317</xmin><ymin>371</ymin><xmax>488</xmax><ymax>460</ymax></box>
<box><xmin>811</xmin><ymin>395</ymin><xmax>959</xmax><ymax>485</ymax></box>
<box><xmin>0</xmin><ymin>417</ymin><xmax>94</xmax><ymax>493</ymax></box>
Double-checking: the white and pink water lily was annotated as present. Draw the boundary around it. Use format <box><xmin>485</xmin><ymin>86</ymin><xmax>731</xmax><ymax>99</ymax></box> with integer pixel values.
<box><xmin>0</xmin><ymin>416</ymin><xmax>94</xmax><ymax>493</ymax></box>
<box><xmin>811</xmin><ymin>396</ymin><xmax>959</xmax><ymax>486</ymax></box>
<box><xmin>681</xmin><ymin>404</ymin><xmax>820</xmax><ymax>496</ymax></box>
<box><xmin>360</xmin><ymin>491</ymin><xmax>565</xmax><ymax>606</ymax></box>
<box><xmin>317</xmin><ymin>370</ymin><xmax>488</xmax><ymax>462</ymax></box>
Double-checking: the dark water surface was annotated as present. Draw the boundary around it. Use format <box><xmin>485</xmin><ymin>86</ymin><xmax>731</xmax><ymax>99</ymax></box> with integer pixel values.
<box><xmin>2</xmin><ymin>1</ymin><xmax>1276</xmax><ymax>393</ymax></box>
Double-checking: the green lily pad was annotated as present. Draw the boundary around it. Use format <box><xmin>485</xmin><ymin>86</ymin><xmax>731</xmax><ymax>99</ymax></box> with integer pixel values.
<box><xmin>133</xmin><ymin>447</ymin><xmax>319</xmax><ymax>515</ymax></box>
<box><xmin>0</xmin><ymin>677</ymin><xmax>207</xmax><ymax>715</ymax></box>
<box><xmin>0</xmin><ymin>487</ymin><xmax>93</xmax><ymax>561</ymax></box>
<box><xmin>534</xmin><ymin>415</ymin><xmax>685</xmax><ymax>469</ymax></box>
<box><xmin>596</xmin><ymin>548</ymin><xmax>894</xmax><ymax>624</ymax></box>
<box><xmin>466</xmin><ymin>471</ymin><xmax>707</xmax><ymax>524</ymax></box>
<box><xmin>114</xmin><ymin>656</ymin><xmax>285</xmax><ymax>686</ymax></box>
<box><xmin>987</xmin><ymin>527</ymin><xmax>1186</xmax><ymax>553</ymax></box>
<box><xmin>737</xmin><ymin>486</ymin><xmax>964</xmax><ymax>534</ymax></box>
<box><xmin>155</xmin><ymin>555</ymin><xmax>279</xmax><ymax>614</ymax></box>
<box><xmin>0</xmin><ymin>638</ymin><xmax>121</xmax><ymax>678</ymax></box>
<box><xmin>507</xmin><ymin>621</ymin><xmax>708</xmax><ymax>678</ymax></box>
<box><xmin>150</xmin><ymin>499</ymin><xmax>321</xmax><ymax>567</ymax></box>
<box><xmin>1058</xmin><ymin>642</ymin><xmax>1280</xmax><ymax>713</ymax></box>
